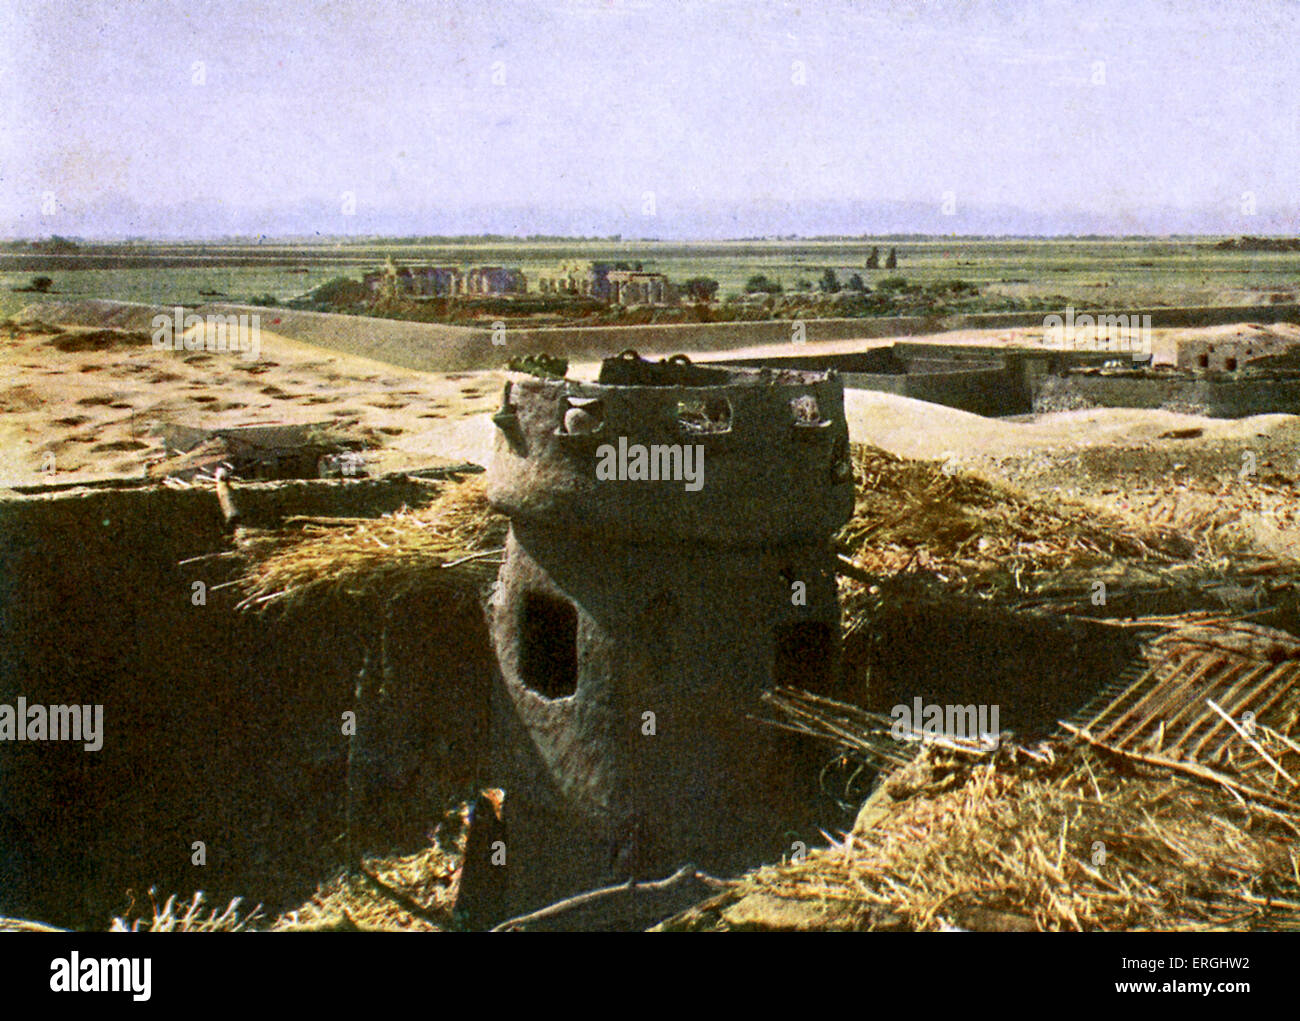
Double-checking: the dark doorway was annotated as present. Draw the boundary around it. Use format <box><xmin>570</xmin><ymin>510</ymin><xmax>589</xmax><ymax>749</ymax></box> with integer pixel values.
<box><xmin>519</xmin><ymin>592</ymin><xmax>579</xmax><ymax>698</ymax></box>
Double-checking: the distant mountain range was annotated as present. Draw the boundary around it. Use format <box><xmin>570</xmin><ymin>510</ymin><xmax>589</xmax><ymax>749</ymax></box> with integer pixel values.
<box><xmin>4</xmin><ymin>192</ymin><xmax>1298</xmax><ymax>241</ymax></box>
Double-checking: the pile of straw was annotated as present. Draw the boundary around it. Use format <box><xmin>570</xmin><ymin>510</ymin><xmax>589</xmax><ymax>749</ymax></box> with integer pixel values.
<box><xmin>270</xmin><ymin>803</ymin><xmax>469</xmax><ymax>932</ymax></box>
<box><xmin>232</xmin><ymin>475</ymin><xmax>508</xmax><ymax>611</ymax></box>
<box><xmin>839</xmin><ymin>444</ymin><xmax>1196</xmax><ymax>594</ymax></box>
<box><xmin>110</xmin><ymin>890</ymin><xmax>265</xmax><ymax>932</ymax></box>
<box><xmin>230</xmin><ymin>445</ymin><xmax>1242</xmax><ymax>611</ymax></box>
<box><xmin>268</xmin><ymin>850</ymin><xmax>459</xmax><ymax>933</ymax></box>
<box><xmin>666</xmin><ymin>744</ymin><xmax>1300</xmax><ymax>932</ymax></box>
<box><xmin>1113</xmin><ymin>473</ymin><xmax>1300</xmax><ymax>563</ymax></box>
<box><xmin>103</xmin><ymin>805</ymin><xmax>470</xmax><ymax>932</ymax></box>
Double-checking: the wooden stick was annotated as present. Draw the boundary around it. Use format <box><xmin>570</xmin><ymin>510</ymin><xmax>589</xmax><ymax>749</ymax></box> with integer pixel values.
<box><xmin>1061</xmin><ymin>722</ymin><xmax>1300</xmax><ymax>815</ymax></box>
<box><xmin>1205</xmin><ymin>698</ymin><xmax>1297</xmax><ymax>788</ymax></box>
<box><xmin>489</xmin><ymin>865</ymin><xmax>727</xmax><ymax>932</ymax></box>
<box><xmin>441</xmin><ymin>548</ymin><xmax>505</xmax><ymax>568</ymax></box>
<box><xmin>214</xmin><ymin>471</ymin><xmax>241</xmax><ymax>529</ymax></box>
<box><xmin>1258</xmin><ymin>723</ymin><xmax>1300</xmax><ymax>761</ymax></box>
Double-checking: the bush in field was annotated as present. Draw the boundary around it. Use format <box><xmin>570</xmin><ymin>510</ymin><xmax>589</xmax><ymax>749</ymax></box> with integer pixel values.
<box><xmin>42</xmin><ymin>236</ymin><xmax>79</xmax><ymax>253</ymax></box>
<box><xmin>680</xmin><ymin>276</ymin><xmax>720</xmax><ymax>301</ymax></box>
<box><xmin>744</xmin><ymin>273</ymin><xmax>783</xmax><ymax>294</ymax></box>
<box><xmin>819</xmin><ymin>268</ymin><xmax>841</xmax><ymax>293</ymax></box>
<box><xmin>245</xmin><ymin>293</ymin><xmax>281</xmax><ymax>307</ymax></box>
<box><xmin>846</xmin><ymin>273</ymin><xmax>866</xmax><ymax>292</ymax></box>
<box><xmin>877</xmin><ymin>276</ymin><xmax>910</xmax><ymax>292</ymax></box>
<box><xmin>308</xmin><ymin>276</ymin><xmax>370</xmax><ymax>306</ymax></box>
<box><xmin>927</xmin><ymin>279</ymin><xmax>978</xmax><ymax>295</ymax></box>
<box><xmin>13</xmin><ymin>275</ymin><xmax>55</xmax><ymax>293</ymax></box>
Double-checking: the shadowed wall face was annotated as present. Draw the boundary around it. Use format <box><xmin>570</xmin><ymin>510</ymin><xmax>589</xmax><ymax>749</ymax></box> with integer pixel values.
<box><xmin>0</xmin><ymin>480</ymin><xmax>493</xmax><ymax>927</ymax></box>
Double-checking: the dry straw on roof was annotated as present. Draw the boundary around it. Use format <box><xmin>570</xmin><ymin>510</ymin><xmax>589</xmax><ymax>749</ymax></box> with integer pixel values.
<box><xmin>231</xmin><ymin>444</ymin><xmax>1206</xmax><ymax>611</ymax></box>
<box><xmin>232</xmin><ymin>475</ymin><xmax>507</xmax><ymax>611</ymax></box>
<box><xmin>837</xmin><ymin>445</ymin><xmax>1196</xmax><ymax>593</ymax></box>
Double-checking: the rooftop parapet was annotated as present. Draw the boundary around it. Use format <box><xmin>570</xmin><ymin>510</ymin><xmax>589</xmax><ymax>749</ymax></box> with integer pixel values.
<box><xmin>486</xmin><ymin>351</ymin><xmax>854</xmax><ymax>545</ymax></box>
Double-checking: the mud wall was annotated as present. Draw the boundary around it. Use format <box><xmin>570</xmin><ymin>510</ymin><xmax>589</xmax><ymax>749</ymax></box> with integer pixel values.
<box><xmin>844</xmin><ymin>368</ymin><xmax>1025</xmax><ymax>416</ymax></box>
<box><xmin>716</xmin><ymin>345</ymin><xmax>1042</xmax><ymax>416</ymax></box>
<box><xmin>32</xmin><ymin>299</ymin><xmax>1300</xmax><ymax>375</ymax></box>
<box><xmin>0</xmin><ymin>478</ymin><xmax>493</xmax><ymax>927</ymax></box>
<box><xmin>221</xmin><ymin>300</ymin><xmax>1300</xmax><ymax>373</ymax></box>
<box><xmin>1034</xmin><ymin>373</ymin><xmax>1300</xmax><ymax>417</ymax></box>
<box><xmin>483</xmin><ymin>527</ymin><xmax>843</xmax><ymax>919</ymax></box>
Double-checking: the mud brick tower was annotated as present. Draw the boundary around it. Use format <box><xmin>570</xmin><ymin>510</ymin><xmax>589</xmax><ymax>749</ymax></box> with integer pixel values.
<box><xmin>467</xmin><ymin>352</ymin><xmax>855</xmax><ymax>924</ymax></box>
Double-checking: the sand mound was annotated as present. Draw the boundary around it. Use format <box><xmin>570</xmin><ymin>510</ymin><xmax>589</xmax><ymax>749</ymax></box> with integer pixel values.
<box><xmin>844</xmin><ymin>387</ymin><xmax>1299</xmax><ymax>463</ymax></box>
<box><xmin>843</xmin><ymin>388</ymin><xmax>1017</xmax><ymax>458</ymax></box>
<box><xmin>402</xmin><ymin>413</ymin><xmax>497</xmax><ymax>468</ymax></box>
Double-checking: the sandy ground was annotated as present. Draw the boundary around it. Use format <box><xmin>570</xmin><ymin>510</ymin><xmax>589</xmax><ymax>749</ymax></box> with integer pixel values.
<box><xmin>0</xmin><ymin>323</ymin><xmax>503</xmax><ymax>485</ymax></box>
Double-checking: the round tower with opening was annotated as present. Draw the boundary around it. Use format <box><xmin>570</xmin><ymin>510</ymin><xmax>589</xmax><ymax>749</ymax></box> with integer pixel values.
<box><xmin>472</xmin><ymin>351</ymin><xmax>855</xmax><ymax>924</ymax></box>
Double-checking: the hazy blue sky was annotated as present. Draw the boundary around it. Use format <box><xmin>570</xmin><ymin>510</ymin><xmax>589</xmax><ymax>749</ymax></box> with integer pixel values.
<box><xmin>2</xmin><ymin>0</ymin><xmax>1297</xmax><ymax>237</ymax></box>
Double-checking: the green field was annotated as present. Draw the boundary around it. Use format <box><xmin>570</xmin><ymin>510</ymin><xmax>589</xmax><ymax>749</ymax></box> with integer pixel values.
<box><xmin>5</xmin><ymin>238</ymin><xmax>1300</xmax><ymax>319</ymax></box>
